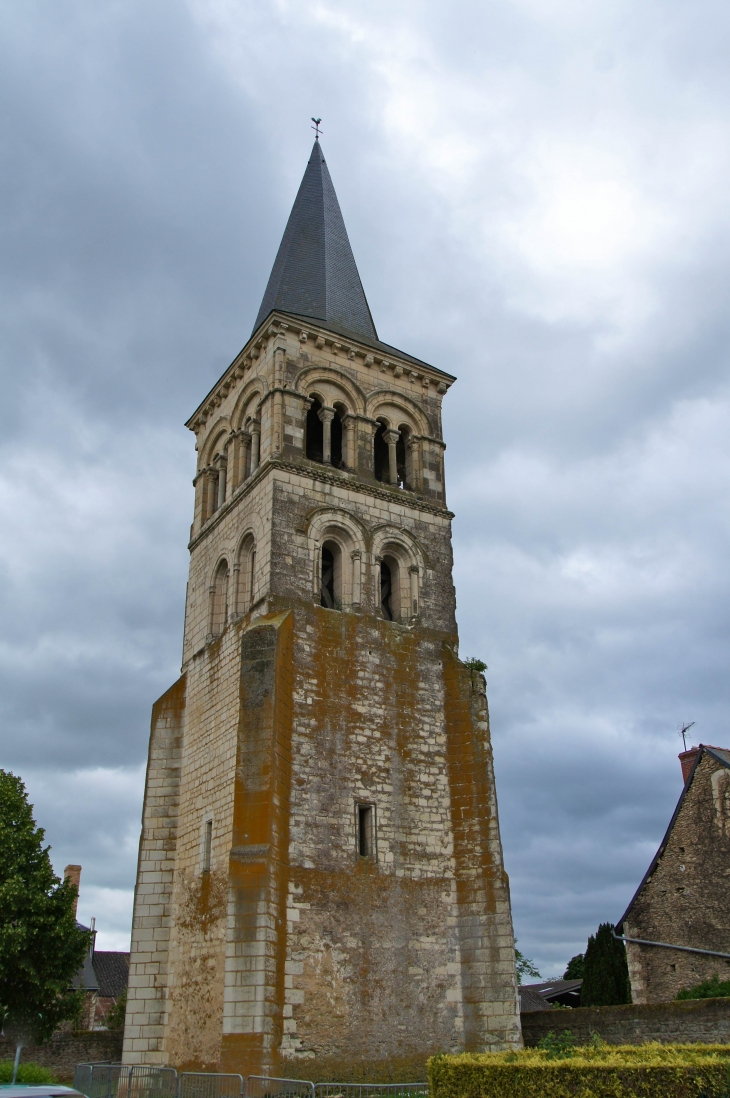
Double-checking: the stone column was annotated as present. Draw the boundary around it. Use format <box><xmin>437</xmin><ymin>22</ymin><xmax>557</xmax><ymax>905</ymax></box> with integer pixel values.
<box><xmin>384</xmin><ymin>429</ymin><xmax>400</xmax><ymax>485</ymax></box>
<box><xmin>408</xmin><ymin>436</ymin><xmax>422</xmax><ymax>492</ymax></box>
<box><xmin>216</xmin><ymin>456</ymin><xmax>227</xmax><ymax>509</ymax></box>
<box><xmin>409</xmin><ymin>565</ymin><xmax>419</xmax><ymax>619</ymax></box>
<box><xmin>193</xmin><ymin>471</ymin><xmax>204</xmax><ymax>531</ymax></box>
<box><xmin>343</xmin><ymin>414</ymin><xmax>357</xmax><ymax>470</ymax></box>
<box><xmin>239</xmin><ymin>430</ymin><xmax>252</xmax><ymax>481</ymax></box>
<box><xmin>351</xmin><ymin>550</ymin><xmax>362</xmax><ymax>608</ymax></box>
<box><xmin>250</xmin><ymin>420</ymin><xmax>261</xmax><ymax>473</ymax></box>
<box><xmin>230</xmin><ymin>563</ymin><xmax>241</xmax><ymax>620</ymax></box>
<box><xmin>204</xmin><ymin>467</ymin><xmax>217</xmax><ymax>521</ymax></box>
<box><xmin>318</xmin><ymin>406</ymin><xmax>335</xmax><ymax>464</ymax></box>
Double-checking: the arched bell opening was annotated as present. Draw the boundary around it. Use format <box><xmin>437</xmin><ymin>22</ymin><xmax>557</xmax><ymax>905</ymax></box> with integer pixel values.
<box><xmin>210</xmin><ymin>560</ymin><xmax>229</xmax><ymax>637</ymax></box>
<box><xmin>380</xmin><ymin>555</ymin><xmax>400</xmax><ymax>622</ymax></box>
<box><xmin>396</xmin><ymin>427</ymin><xmax>409</xmax><ymax>489</ymax></box>
<box><xmin>306</xmin><ymin>397</ymin><xmax>324</xmax><ymax>463</ymax></box>
<box><xmin>331</xmin><ymin>403</ymin><xmax>346</xmax><ymax>468</ymax></box>
<box><xmin>374</xmin><ymin>420</ymin><xmax>389</xmax><ymax>482</ymax></box>
<box><xmin>320</xmin><ymin>540</ymin><xmax>342</xmax><ymax>610</ymax></box>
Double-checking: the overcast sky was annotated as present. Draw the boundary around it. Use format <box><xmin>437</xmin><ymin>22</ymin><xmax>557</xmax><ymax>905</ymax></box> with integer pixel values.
<box><xmin>2</xmin><ymin>0</ymin><xmax>730</xmax><ymax>978</ymax></box>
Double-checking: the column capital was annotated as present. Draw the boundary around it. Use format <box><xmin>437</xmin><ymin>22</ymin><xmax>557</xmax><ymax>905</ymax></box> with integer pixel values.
<box><xmin>383</xmin><ymin>428</ymin><xmax>400</xmax><ymax>446</ymax></box>
<box><xmin>317</xmin><ymin>406</ymin><xmax>336</xmax><ymax>424</ymax></box>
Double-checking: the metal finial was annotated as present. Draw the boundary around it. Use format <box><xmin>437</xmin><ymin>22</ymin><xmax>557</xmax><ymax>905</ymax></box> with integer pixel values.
<box><xmin>311</xmin><ymin>117</ymin><xmax>322</xmax><ymax>140</ymax></box>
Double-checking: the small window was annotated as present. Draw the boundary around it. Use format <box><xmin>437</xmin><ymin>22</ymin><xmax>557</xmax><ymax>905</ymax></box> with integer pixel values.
<box><xmin>203</xmin><ymin>819</ymin><xmax>212</xmax><ymax>873</ymax></box>
<box><xmin>357</xmin><ymin>804</ymin><xmax>374</xmax><ymax>857</ymax></box>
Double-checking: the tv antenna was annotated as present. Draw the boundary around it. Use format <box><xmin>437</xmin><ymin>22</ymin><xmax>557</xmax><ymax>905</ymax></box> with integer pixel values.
<box><xmin>311</xmin><ymin>117</ymin><xmax>322</xmax><ymax>140</ymax></box>
<box><xmin>678</xmin><ymin>721</ymin><xmax>696</xmax><ymax>751</ymax></box>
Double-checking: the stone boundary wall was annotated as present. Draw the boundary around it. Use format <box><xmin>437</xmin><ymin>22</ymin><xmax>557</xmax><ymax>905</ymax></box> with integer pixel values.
<box><xmin>0</xmin><ymin>1030</ymin><xmax>123</xmax><ymax>1083</ymax></box>
<box><xmin>521</xmin><ymin>998</ymin><xmax>730</xmax><ymax>1046</ymax></box>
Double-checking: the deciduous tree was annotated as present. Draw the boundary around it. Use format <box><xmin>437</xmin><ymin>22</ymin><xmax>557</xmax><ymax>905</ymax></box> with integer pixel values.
<box><xmin>0</xmin><ymin>770</ymin><xmax>89</xmax><ymax>1040</ymax></box>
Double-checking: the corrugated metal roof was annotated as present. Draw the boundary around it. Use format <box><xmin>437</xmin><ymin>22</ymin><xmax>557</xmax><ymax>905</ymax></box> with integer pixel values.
<box><xmin>254</xmin><ymin>140</ymin><xmax>377</xmax><ymax>340</ymax></box>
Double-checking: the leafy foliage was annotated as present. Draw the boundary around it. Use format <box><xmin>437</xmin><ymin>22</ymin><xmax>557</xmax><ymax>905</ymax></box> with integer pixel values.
<box><xmin>581</xmin><ymin>923</ymin><xmax>631</xmax><ymax>1007</ymax></box>
<box><xmin>677</xmin><ymin>974</ymin><xmax>730</xmax><ymax>1000</ymax></box>
<box><xmin>428</xmin><ymin>1044</ymin><xmax>730</xmax><ymax>1098</ymax></box>
<box><xmin>0</xmin><ymin>1060</ymin><xmax>56</xmax><ymax>1084</ymax></box>
<box><xmin>516</xmin><ymin>945</ymin><xmax>541</xmax><ymax>984</ymax></box>
<box><xmin>104</xmin><ymin>988</ymin><xmax>127</xmax><ymax>1030</ymax></box>
<box><xmin>0</xmin><ymin>769</ymin><xmax>90</xmax><ymax>1040</ymax></box>
<box><xmin>462</xmin><ymin>657</ymin><xmax>487</xmax><ymax>673</ymax></box>
<box><xmin>537</xmin><ymin>1030</ymin><xmax>576</xmax><ymax>1059</ymax></box>
<box><xmin>563</xmin><ymin>953</ymin><xmax>585</xmax><ymax>979</ymax></box>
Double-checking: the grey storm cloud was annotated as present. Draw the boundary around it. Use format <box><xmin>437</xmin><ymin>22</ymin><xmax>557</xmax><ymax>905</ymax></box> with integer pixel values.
<box><xmin>2</xmin><ymin>0</ymin><xmax>730</xmax><ymax>968</ymax></box>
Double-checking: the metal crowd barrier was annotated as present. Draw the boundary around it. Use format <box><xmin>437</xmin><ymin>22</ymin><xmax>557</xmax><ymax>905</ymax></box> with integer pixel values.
<box><xmin>313</xmin><ymin>1086</ymin><xmax>428</xmax><ymax>1098</ymax></box>
<box><xmin>74</xmin><ymin>1065</ymin><xmax>179</xmax><ymax>1098</ymax></box>
<box><xmin>179</xmin><ymin>1074</ymin><xmax>244</xmax><ymax>1098</ymax></box>
<box><xmin>245</xmin><ymin>1077</ymin><xmax>315</xmax><ymax>1098</ymax></box>
<box><xmin>74</xmin><ymin>1067</ymin><xmax>427</xmax><ymax>1098</ymax></box>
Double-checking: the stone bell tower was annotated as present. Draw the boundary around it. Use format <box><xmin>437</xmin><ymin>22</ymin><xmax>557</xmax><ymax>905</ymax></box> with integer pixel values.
<box><xmin>123</xmin><ymin>139</ymin><xmax>521</xmax><ymax>1079</ymax></box>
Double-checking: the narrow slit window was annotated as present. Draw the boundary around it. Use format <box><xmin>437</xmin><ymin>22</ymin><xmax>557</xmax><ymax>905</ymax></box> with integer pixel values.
<box><xmin>380</xmin><ymin>561</ymin><xmax>393</xmax><ymax>620</ymax></box>
<box><xmin>357</xmin><ymin>804</ymin><xmax>374</xmax><ymax>857</ymax></box>
<box><xmin>203</xmin><ymin>819</ymin><xmax>212</xmax><ymax>873</ymax></box>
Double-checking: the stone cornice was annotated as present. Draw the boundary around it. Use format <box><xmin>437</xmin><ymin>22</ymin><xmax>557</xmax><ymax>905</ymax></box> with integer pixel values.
<box><xmin>185</xmin><ymin>312</ymin><xmax>456</xmax><ymax>434</ymax></box>
<box><xmin>188</xmin><ymin>456</ymin><xmax>452</xmax><ymax>551</ymax></box>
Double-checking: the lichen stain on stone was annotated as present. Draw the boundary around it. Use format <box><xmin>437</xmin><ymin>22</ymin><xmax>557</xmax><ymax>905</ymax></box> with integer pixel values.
<box><xmin>166</xmin><ymin>867</ymin><xmax>227</xmax><ymax>1072</ymax></box>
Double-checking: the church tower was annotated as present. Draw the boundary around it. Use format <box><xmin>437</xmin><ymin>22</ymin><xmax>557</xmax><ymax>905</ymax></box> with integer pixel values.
<box><xmin>123</xmin><ymin>140</ymin><xmax>521</xmax><ymax>1079</ymax></box>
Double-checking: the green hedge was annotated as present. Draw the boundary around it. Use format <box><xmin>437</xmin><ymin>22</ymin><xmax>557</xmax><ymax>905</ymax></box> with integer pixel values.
<box><xmin>0</xmin><ymin>1061</ymin><xmax>56</xmax><ymax>1084</ymax></box>
<box><xmin>428</xmin><ymin>1043</ymin><xmax>730</xmax><ymax>1098</ymax></box>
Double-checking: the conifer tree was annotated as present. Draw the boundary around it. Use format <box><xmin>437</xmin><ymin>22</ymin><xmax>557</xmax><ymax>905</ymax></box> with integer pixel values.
<box><xmin>0</xmin><ymin>770</ymin><xmax>89</xmax><ymax>1040</ymax></box>
<box><xmin>580</xmin><ymin>922</ymin><xmax>631</xmax><ymax>1006</ymax></box>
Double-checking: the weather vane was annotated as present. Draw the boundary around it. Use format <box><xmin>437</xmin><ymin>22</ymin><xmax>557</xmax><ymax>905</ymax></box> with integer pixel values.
<box><xmin>678</xmin><ymin>721</ymin><xmax>696</xmax><ymax>751</ymax></box>
<box><xmin>311</xmin><ymin>117</ymin><xmax>322</xmax><ymax>140</ymax></box>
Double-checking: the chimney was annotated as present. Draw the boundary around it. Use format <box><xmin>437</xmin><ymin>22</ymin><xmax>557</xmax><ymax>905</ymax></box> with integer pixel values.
<box><xmin>64</xmin><ymin>864</ymin><xmax>82</xmax><ymax>919</ymax></box>
<box><xmin>679</xmin><ymin>747</ymin><xmax>700</xmax><ymax>784</ymax></box>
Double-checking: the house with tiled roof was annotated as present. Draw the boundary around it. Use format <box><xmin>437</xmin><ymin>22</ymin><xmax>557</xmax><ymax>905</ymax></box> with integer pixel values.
<box><xmin>616</xmin><ymin>745</ymin><xmax>730</xmax><ymax>1004</ymax></box>
<box><xmin>65</xmin><ymin>865</ymin><xmax>129</xmax><ymax>1029</ymax></box>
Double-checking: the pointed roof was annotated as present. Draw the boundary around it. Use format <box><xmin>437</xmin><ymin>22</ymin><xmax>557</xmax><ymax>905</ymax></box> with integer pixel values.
<box><xmin>253</xmin><ymin>141</ymin><xmax>378</xmax><ymax>340</ymax></box>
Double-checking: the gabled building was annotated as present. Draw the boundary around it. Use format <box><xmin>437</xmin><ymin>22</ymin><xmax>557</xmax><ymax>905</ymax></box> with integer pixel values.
<box><xmin>122</xmin><ymin>139</ymin><xmax>521</xmax><ymax>1078</ymax></box>
<box><xmin>66</xmin><ymin>864</ymin><xmax>130</xmax><ymax>1029</ymax></box>
<box><xmin>617</xmin><ymin>745</ymin><xmax>730</xmax><ymax>1004</ymax></box>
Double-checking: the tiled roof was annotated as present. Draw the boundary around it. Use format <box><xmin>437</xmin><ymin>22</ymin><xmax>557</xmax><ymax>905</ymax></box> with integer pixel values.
<box><xmin>92</xmin><ymin>951</ymin><xmax>130</xmax><ymax>997</ymax></box>
<box><xmin>254</xmin><ymin>141</ymin><xmax>377</xmax><ymax>341</ymax></box>
<box><xmin>518</xmin><ymin>987</ymin><xmax>553</xmax><ymax>1012</ymax></box>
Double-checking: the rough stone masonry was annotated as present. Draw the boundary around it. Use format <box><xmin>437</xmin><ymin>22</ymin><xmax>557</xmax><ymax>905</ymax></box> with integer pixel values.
<box><xmin>122</xmin><ymin>139</ymin><xmax>521</xmax><ymax>1079</ymax></box>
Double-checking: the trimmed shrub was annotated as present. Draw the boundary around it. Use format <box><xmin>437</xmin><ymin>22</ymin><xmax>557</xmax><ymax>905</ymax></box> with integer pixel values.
<box><xmin>428</xmin><ymin>1043</ymin><xmax>730</xmax><ymax>1098</ymax></box>
<box><xmin>0</xmin><ymin>1060</ymin><xmax>56</xmax><ymax>1084</ymax></box>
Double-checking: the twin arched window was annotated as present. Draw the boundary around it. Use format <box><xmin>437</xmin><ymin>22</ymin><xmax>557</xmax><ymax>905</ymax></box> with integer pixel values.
<box><xmin>208</xmin><ymin>536</ymin><xmax>257</xmax><ymax>640</ymax></box>
<box><xmin>317</xmin><ymin>535</ymin><xmax>416</xmax><ymax>623</ymax></box>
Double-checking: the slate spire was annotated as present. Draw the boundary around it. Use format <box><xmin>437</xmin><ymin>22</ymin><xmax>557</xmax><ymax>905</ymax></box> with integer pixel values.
<box><xmin>254</xmin><ymin>141</ymin><xmax>377</xmax><ymax>340</ymax></box>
